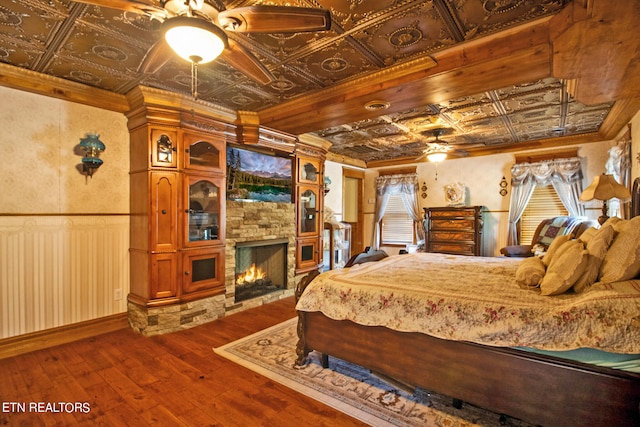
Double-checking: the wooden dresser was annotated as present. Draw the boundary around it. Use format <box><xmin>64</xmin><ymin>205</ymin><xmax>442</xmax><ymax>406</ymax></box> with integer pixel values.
<box><xmin>424</xmin><ymin>206</ymin><xmax>484</xmax><ymax>256</ymax></box>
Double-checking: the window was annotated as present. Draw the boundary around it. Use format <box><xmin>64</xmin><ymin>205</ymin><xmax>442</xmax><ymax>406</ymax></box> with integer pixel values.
<box><xmin>381</xmin><ymin>194</ymin><xmax>415</xmax><ymax>245</ymax></box>
<box><xmin>520</xmin><ymin>184</ymin><xmax>568</xmax><ymax>243</ymax></box>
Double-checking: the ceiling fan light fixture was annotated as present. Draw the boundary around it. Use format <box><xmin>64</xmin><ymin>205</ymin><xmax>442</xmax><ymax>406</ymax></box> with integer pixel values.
<box><xmin>426</xmin><ymin>151</ymin><xmax>447</xmax><ymax>162</ymax></box>
<box><xmin>163</xmin><ymin>16</ymin><xmax>228</xmax><ymax>64</ymax></box>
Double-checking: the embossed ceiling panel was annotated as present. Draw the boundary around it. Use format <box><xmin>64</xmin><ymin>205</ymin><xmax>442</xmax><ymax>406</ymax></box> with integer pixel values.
<box><xmin>1</xmin><ymin>0</ymin><xmax>636</xmax><ymax>165</ymax></box>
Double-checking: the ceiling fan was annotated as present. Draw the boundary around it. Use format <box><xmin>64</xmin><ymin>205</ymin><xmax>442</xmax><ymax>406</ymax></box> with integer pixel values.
<box><xmin>417</xmin><ymin>128</ymin><xmax>469</xmax><ymax>162</ymax></box>
<box><xmin>76</xmin><ymin>0</ymin><xmax>332</xmax><ymax>88</ymax></box>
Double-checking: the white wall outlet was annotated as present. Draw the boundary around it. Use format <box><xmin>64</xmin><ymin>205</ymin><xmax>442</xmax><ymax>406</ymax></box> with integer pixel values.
<box><xmin>114</xmin><ymin>288</ymin><xmax>122</xmax><ymax>301</ymax></box>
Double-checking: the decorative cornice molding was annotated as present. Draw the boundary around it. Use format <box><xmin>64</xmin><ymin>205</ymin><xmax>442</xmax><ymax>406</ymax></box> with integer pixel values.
<box><xmin>0</xmin><ymin>62</ymin><xmax>129</xmax><ymax>112</ymax></box>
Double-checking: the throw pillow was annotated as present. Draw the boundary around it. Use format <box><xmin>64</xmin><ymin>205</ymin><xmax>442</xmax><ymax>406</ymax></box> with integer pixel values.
<box><xmin>540</xmin><ymin>240</ymin><xmax>588</xmax><ymax>296</ymax></box>
<box><xmin>599</xmin><ymin>217</ymin><xmax>640</xmax><ymax>283</ymax></box>
<box><xmin>577</xmin><ymin>227</ymin><xmax>598</xmax><ymax>245</ymax></box>
<box><xmin>542</xmin><ymin>234</ymin><xmax>572</xmax><ymax>267</ymax></box>
<box><xmin>573</xmin><ymin>225</ymin><xmax>615</xmax><ymax>293</ymax></box>
<box><xmin>515</xmin><ymin>257</ymin><xmax>546</xmax><ymax>289</ymax></box>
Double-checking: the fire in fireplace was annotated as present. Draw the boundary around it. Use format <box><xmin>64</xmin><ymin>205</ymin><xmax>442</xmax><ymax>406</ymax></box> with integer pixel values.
<box><xmin>235</xmin><ymin>238</ymin><xmax>287</xmax><ymax>302</ymax></box>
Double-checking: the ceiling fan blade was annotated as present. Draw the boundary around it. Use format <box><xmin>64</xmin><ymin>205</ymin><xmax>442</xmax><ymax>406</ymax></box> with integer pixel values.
<box><xmin>218</xmin><ymin>6</ymin><xmax>331</xmax><ymax>33</ymax></box>
<box><xmin>220</xmin><ymin>39</ymin><xmax>276</xmax><ymax>85</ymax></box>
<box><xmin>137</xmin><ymin>39</ymin><xmax>173</xmax><ymax>74</ymax></box>
<box><xmin>73</xmin><ymin>0</ymin><xmax>165</xmax><ymax>16</ymax></box>
<box><xmin>451</xmin><ymin>149</ymin><xmax>469</xmax><ymax>157</ymax></box>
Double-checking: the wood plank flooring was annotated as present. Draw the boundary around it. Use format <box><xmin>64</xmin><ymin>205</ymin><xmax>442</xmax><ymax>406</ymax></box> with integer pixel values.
<box><xmin>0</xmin><ymin>297</ymin><xmax>365</xmax><ymax>426</ymax></box>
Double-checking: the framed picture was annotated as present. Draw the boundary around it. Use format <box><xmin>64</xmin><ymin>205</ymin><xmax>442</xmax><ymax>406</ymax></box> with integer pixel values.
<box><xmin>444</xmin><ymin>182</ymin><xmax>466</xmax><ymax>206</ymax></box>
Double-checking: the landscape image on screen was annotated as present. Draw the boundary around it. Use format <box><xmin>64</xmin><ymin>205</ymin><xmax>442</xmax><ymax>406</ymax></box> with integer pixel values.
<box><xmin>226</xmin><ymin>147</ymin><xmax>292</xmax><ymax>203</ymax></box>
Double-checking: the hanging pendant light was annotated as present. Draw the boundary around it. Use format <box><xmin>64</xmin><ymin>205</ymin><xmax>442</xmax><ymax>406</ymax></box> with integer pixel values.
<box><xmin>163</xmin><ymin>16</ymin><xmax>228</xmax><ymax>99</ymax></box>
<box><xmin>163</xmin><ymin>16</ymin><xmax>228</xmax><ymax>64</ymax></box>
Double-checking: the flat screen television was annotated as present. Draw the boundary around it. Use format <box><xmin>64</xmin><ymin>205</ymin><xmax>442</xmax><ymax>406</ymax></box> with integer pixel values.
<box><xmin>226</xmin><ymin>146</ymin><xmax>292</xmax><ymax>203</ymax></box>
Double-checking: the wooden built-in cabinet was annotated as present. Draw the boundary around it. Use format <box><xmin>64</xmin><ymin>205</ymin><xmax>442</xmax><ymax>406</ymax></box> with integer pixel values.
<box><xmin>425</xmin><ymin>206</ymin><xmax>484</xmax><ymax>256</ymax></box>
<box><xmin>127</xmin><ymin>92</ymin><xmax>330</xmax><ymax>305</ymax></box>
<box><xmin>128</xmin><ymin>104</ymin><xmax>231</xmax><ymax>306</ymax></box>
<box><xmin>294</xmin><ymin>151</ymin><xmax>325</xmax><ymax>274</ymax></box>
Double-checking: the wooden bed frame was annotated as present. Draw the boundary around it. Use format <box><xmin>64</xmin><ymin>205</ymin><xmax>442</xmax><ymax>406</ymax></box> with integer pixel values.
<box><xmin>295</xmin><ymin>270</ymin><xmax>640</xmax><ymax>426</ymax></box>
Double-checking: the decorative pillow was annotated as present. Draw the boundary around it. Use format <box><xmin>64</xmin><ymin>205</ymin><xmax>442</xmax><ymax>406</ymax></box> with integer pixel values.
<box><xmin>540</xmin><ymin>240</ymin><xmax>588</xmax><ymax>296</ymax></box>
<box><xmin>599</xmin><ymin>217</ymin><xmax>640</xmax><ymax>283</ymax></box>
<box><xmin>573</xmin><ymin>225</ymin><xmax>615</xmax><ymax>293</ymax></box>
<box><xmin>577</xmin><ymin>227</ymin><xmax>598</xmax><ymax>245</ymax></box>
<box><xmin>535</xmin><ymin>217</ymin><xmax>575</xmax><ymax>248</ymax></box>
<box><xmin>601</xmin><ymin>216</ymin><xmax>624</xmax><ymax>232</ymax></box>
<box><xmin>542</xmin><ymin>234</ymin><xmax>572</xmax><ymax>267</ymax></box>
<box><xmin>515</xmin><ymin>257</ymin><xmax>546</xmax><ymax>289</ymax></box>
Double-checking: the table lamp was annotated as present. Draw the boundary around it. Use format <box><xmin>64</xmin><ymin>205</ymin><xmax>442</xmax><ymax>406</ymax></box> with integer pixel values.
<box><xmin>579</xmin><ymin>174</ymin><xmax>631</xmax><ymax>225</ymax></box>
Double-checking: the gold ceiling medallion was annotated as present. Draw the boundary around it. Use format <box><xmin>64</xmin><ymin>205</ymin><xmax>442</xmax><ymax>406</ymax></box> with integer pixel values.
<box><xmin>364</xmin><ymin>100</ymin><xmax>390</xmax><ymax>111</ymax></box>
<box><xmin>389</xmin><ymin>24</ymin><xmax>423</xmax><ymax>48</ymax></box>
<box><xmin>270</xmin><ymin>76</ymin><xmax>295</xmax><ymax>91</ymax></box>
<box><xmin>483</xmin><ymin>0</ymin><xmax>525</xmax><ymax>15</ymax></box>
<box><xmin>321</xmin><ymin>56</ymin><xmax>349</xmax><ymax>73</ymax></box>
<box><xmin>92</xmin><ymin>45</ymin><xmax>127</xmax><ymax>62</ymax></box>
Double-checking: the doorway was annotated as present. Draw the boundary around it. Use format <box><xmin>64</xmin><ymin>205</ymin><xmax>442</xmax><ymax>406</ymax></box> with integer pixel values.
<box><xmin>342</xmin><ymin>168</ymin><xmax>364</xmax><ymax>255</ymax></box>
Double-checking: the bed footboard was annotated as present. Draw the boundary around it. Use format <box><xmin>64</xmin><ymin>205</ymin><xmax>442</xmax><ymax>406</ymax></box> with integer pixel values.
<box><xmin>296</xmin><ymin>310</ymin><xmax>640</xmax><ymax>426</ymax></box>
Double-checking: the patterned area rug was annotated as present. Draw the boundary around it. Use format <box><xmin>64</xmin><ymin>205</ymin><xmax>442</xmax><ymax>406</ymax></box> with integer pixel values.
<box><xmin>214</xmin><ymin>318</ymin><xmax>534</xmax><ymax>427</ymax></box>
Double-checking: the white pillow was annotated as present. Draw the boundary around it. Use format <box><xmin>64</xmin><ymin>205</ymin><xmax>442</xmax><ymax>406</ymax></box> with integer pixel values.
<box><xmin>599</xmin><ymin>217</ymin><xmax>640</xmax><ymax>283</ymax></box>
<box><xmin>540</xmin><ymin>240</ymin><xmax>588</xmax><ymax>296</ymax></box>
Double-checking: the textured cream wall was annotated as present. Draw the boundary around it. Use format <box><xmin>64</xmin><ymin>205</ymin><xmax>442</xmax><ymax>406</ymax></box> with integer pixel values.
<box><xmin>0</xmin><ymin>86</ymin><xmax>129</xmax><ymax>214</ymax></box>
<box><xmin>352</xmin><ymin>140</ymin><xmax>613</xmax><ymax>256</ymax></box>
<box><xmin>0</xmin><ymin>86</ymin><xmax>130</xmax><ymax>339</ymax></box>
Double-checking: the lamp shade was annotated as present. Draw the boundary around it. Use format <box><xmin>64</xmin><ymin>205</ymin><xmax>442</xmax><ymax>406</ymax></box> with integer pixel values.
<box><xmin>579</xmin><ymin>174</ymin><xmax>631</xmax><ymax>202</ymax></box>
<box><xmin>163</xmin><ymin>17</ymin><xmax>228</xmax><ymax>64</ymax></box>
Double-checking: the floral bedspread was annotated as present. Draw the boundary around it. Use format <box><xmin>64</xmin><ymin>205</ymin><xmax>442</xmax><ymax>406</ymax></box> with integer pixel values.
<box><xmin>296</xmin><ymin>253</ymin><xmax>640</xmax><ymax>353</ymax></box>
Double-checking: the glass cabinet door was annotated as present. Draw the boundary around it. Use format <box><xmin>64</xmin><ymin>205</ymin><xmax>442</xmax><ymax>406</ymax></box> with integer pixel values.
<box><xmin>183</xmin><ymin>133</ymin><xmax>225</xmax><ymax>173</ymax></box>
<box><xmin>186</xmin><ymin>177</ymin><xmax>222</xmax><ymax>244</ymax></box>
<box><xmin>298</xmin><ymin>157</ymin><xmax>321</xmax><ymax>184</ymax></box>
<box><xmin>299</xmin><ymin>187</ymin><xmax>318</xmax><ymax>234</ymax></box>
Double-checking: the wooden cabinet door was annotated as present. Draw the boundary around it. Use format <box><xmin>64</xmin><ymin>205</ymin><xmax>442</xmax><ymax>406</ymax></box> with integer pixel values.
<box><xmin>182</xmin><ymin>247</ymin><xmax>225</xmax><ymax>295</ymax></box>
<box><xmin>150</xmin><ymin>252</ymin><xmax>178</xmax><ymax>300</ymax></box>
<box><xmin>296</xmin><ymin>237</ymin><xmax>321</xmax><ymax>272</ymax></box>
<box><xmin>150</xmin><ymin>171</ymin><xmax>178</xmax><ymax>252</ymax></box>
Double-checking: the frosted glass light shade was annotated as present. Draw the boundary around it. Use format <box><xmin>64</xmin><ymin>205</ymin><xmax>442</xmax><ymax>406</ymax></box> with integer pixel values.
<box><xmin>426</xmin><ymin>151</ymin><xmax>447</xmax><ymax>162</ymax></box>
<box><xmin>163</xmin><ymin>17</ymin><xmax>228</xmax><ymax>64</ymax></box>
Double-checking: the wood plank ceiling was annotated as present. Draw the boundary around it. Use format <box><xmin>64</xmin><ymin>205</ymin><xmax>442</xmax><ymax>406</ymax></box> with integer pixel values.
<box><xmin>1</xmin><ymin>0</ymin><xmax>639</xmax><ymax>166</ymax></box>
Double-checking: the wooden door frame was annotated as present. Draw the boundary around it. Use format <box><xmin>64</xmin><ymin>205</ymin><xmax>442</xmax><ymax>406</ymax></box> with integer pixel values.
<box><xmin>342</xmin><ymin>168</ymin><xmax>365</xmax><ymax>255</ymax></box>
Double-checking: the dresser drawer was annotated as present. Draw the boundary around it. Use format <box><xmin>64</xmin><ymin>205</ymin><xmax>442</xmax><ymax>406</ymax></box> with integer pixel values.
<box><xmin>428</xmin><ymin>241</ymin><xmax>476</xmax><ymax>256</ymax></box>
<box><xmin>430</xmin><ymin>208</ymin><xmax>478</xmax><ymax>219</ymax></box>
<box><xmin>430</xmin><ymin>230</ymin><xmax>476</xmax><ymax>242</ymax></box>
<box><xmin>430</xmin><ymin>218</ymin><xmax>476</xmax><ymax>231</ymax></box>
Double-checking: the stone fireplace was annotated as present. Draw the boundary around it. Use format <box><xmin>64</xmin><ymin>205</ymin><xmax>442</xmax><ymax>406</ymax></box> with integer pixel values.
<box><xmin>225</xmin><ymin>201</ymin><xmax>296</xmax><ymax>311</ymax></box>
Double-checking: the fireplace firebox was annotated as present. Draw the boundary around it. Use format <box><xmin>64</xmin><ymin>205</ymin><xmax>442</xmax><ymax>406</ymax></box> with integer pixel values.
<box><xmin>235</xmin><ymin>238</ymin><xmax>288</xmax><ymax>302</ymax></box>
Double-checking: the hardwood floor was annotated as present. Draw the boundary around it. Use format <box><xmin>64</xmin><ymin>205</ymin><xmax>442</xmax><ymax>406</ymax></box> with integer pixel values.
<box><xmin>0</xmin><ymin>297</ymin><xmax>365</xmax><ymax>426</ymax></box>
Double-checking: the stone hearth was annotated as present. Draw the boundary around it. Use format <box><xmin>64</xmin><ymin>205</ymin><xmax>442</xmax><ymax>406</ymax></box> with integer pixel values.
<box><xmin>225</xmin><ymin>201</ymin><xmax>296</xmax><ymax>313</ymax></box>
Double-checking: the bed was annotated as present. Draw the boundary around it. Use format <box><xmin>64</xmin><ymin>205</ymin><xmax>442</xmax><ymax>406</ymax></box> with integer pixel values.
<box><xmin>295</xmin><ymin>217</ymin><xmax>640</xmax><ymax>426</ymax></box>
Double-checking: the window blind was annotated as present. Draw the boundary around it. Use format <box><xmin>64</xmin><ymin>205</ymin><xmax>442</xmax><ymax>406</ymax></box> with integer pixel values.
<box><xmin>520</xmin><ymin>184</ymin><xmax>568</xmax><ymax>243</ymax></box>
<box><xmin>381</xmin><ymin>194</ymin><xmax>414</xmax><ymax>244</ymax></box>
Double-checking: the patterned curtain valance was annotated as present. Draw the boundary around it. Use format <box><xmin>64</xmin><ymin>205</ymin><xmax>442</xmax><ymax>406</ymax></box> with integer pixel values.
<box><xmin>510</xmin><ymin>157</ymin><xmax>583</xmax><ymax>186</ymax></box>
<box><xmin>375</xmin><ymin>173</ymin><xmax>418</xmax><ymax>195</ymax></box>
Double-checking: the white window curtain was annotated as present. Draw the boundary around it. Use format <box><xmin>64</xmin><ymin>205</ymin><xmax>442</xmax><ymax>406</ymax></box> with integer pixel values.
<box><xmin>506</xmin><ymin>157</ymin><xmax>584</xmax><ymax>245</ymax></box>
<box><xmin>605</xmin><ymin>135</ymin><xmax>632</xmax><ymax>218</ymax></box>
<box><xmin>373</xmin><ymin>173</ymin><xmax>424</xmax><ymax>249</ymax></box>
